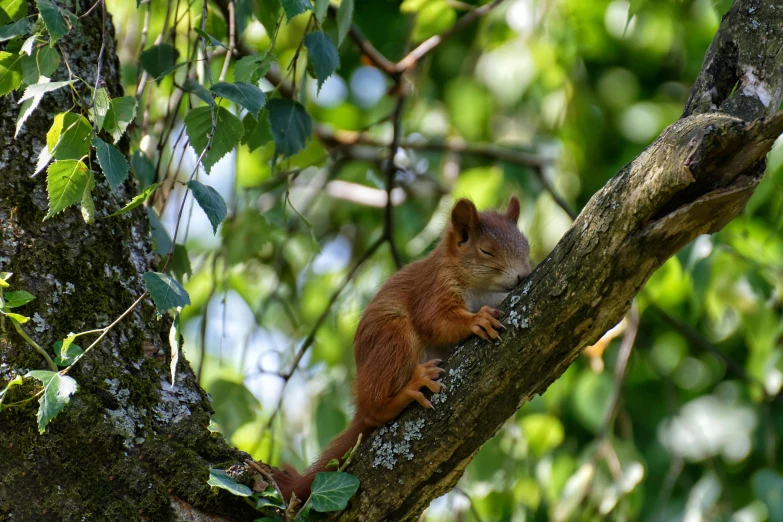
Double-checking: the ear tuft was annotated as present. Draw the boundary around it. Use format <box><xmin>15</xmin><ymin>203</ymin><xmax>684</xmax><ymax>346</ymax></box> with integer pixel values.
<box><xmin>506</xmin><ymin>196</ymin><xmax>520</xmax><ymax>222</ymax></box>
<box><xmin>451</xmin><ymin>199</ymin><xmax>478</xmax><ymax>244</ymax></box>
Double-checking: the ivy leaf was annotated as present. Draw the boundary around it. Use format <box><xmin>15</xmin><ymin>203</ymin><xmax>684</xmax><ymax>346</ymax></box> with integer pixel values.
<box><xmin>52</xmin><ymin>340</ymin><xmax>83</xmax><ymax>366</ymax></box>
<box><xmin>0</xmin><ymin>0</ymin><xmax>27</xmax><ymax>24</ymax></box>
<box><xmin>234</xmin><ymin>53</ymin><xmax>274</xmax><ymax>85</ymax></box>
<box><xmin>194</xmin><ymin>27</ymin><xmax>227</xmax><ymax>49</ymax></box>
<box><xmin>0</xmin><ymin>17</ymin><xmax>30</xmax><ymax>42</ymax></box>
<box><xmin>131</xmin><ymin>151</ymin><xmax>156</xmax><ymax>189</ymax></box>
<box><xmin>110</xmin><ymin>182</ymin><xmax>161</xmax><ymax>217</ymax></box>
<box><xmin>241</xmin><ymin>111</ymin><xmax>272</xmax><ymax>152</ymax></box>
<box><xmin>309</xmin><ymin>472</ymin><xmax>360</xmax><ymax>512</ymax></box>
<box><xmin>336</xmin><ymin>0</ymin><xmax>354</xmax><ymax>45</ymax></box>
<box><xmin>45</xmin><ymin>160</ymin><xmax>90</xmax><ymax>220</ymax></box>
<box><xmin>26</xmin><ymin>370</ymin><xmax>78</xmax><ymax>434</ymax></box>
<box><xmin>90</xmin><ymin>87</ymin><xmax>111</xmax><ymax>131</ymax></box>
<box><xmin>304</xmin><ymin>31</ymin><xmax>339</xmax><ymax>92</ymax></box>
<box><xmin>280</xmin><ymin>0</ymin><xmax>312</xmax><ymax>22</ymax></box>
<box><xmin>4</xmin><ymin>290</ymin><xmax>35</xmax><ymax>308</ymax></box>
<box><xmin>21</xmin><ymin>45</ymin><xmax>60</xmax><ymax>85</ymax></box>
<box><xmin>188</xmin><ymin>180</ymin><xmax>227</xmax><ymax>234</ymax></box>
<box><xmin>143</xmin><ymin>271</ymin><xmax>191</xmax><ymax>313</ymax></box>
<box><xmin>139</xmin><ymin>43</ymin><xmax>177</xmax><ymax>83</ymax></box>
<box><xmin>93</xmin><ymin>137</ymin><xmax>129</xmax><ymax>191</ymax></box>
<box><xmin>210</xmin><ymin>81</ymin><xmax>266</xmax><ymax>119</ymax></box>
<box><xmin>104</xmin><ymin>96</ymin><xmax>137</xmax><ymax>143</ymax></box>
<box><xmin>0</xmin><ymin>50</ymin><xmax>23</xmax><ymax>96</ymax></box>
<box><xmin>184</xmin><ymin>105</ymin><xmax>244</xmax><ymax>174</ymax></box>
<box><xmin>207</xmin><ymin>469</ymin><xmax>252</xmax><ymax>497</ymax></box>
<box><xmin>37</xmin><ymin>0</ymin><xmax>73</xmax><ymax>43</ymax></box>
<box><xmin>15</xmin><ymin>76</ymin><xmax>49</xmax><ymax>138</ymax></box>
<box><xmin>183</xmin><ymin>78</ymin><xmax>213</xmax><ymax>106</ymax></box>
<box><xmin>18</xmin><ymin>79</ymin><xmax>73</xmax><ymax>102</ymax></box>
<box><xmin>267</xmin><ymin>98</ymin><xmax>312</xmax><ymax>160</ymax></box>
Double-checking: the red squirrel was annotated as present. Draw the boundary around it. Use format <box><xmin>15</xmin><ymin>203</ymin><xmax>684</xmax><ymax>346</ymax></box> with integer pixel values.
<box><xmin>273</xmin><ymin>196</ymin><xmax>531</xmax><ymax>502</ymax></box>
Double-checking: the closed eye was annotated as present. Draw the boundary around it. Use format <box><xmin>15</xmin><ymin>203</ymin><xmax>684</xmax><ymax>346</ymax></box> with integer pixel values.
<box><xmin>479</xmin><ymin>248</ymin><xmax>494</xmax><ymax>257</ymax></box>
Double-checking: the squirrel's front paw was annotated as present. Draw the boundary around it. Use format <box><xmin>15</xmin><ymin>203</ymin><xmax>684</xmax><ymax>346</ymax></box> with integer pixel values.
<box><xmin>470</xmin><ymin>306</ymin><xmax>504</xmax><ymax>341</ymax></box>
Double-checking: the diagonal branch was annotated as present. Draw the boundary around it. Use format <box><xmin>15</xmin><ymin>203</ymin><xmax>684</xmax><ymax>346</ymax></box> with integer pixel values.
<box><xmin>327</xmin><ymin>0</ymin><xmax>783</xmax><ymax>520</ymax></box>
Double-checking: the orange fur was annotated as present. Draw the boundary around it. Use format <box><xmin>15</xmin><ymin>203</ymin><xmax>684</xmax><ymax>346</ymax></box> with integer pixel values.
<box><xmin>273</xmin><ymin>197</ymin><xmax>531</xmax><ymax>502</ymax></box>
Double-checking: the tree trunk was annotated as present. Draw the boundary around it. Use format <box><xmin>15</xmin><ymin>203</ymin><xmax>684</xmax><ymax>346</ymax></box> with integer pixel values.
<box><xmin>0</xmin><ymin>2</ymin><xmax>254</xmax><ymax>521</ymax></box>
<box><xmin>0</xmin><ymin>1</ymin><xmax>780</xmax><ymax>522</ymax></box>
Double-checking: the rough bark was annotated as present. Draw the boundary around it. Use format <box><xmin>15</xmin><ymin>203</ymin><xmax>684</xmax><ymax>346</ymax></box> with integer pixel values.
<box><xmin>332</xmin><ymin>0</ymin><xmax>783</xmax><ymax>520</ymax></box>
<box><xmin>0</xmin><ymin>2</ymin><xmax>254</xmax><ymax>521</ymax></box>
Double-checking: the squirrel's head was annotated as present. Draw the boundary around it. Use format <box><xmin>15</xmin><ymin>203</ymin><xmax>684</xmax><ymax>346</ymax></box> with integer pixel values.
<box><xmin>445</xmin><ymin>196</ymin><xmax>531</xmax><ymax>292</ymax></box>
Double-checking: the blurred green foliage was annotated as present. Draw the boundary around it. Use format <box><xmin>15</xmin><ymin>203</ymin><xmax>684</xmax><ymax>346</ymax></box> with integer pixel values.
<box><xmin>106</xmin><ymin>0</ymin><xmax>783</xmax><ymax>519</ymax></box>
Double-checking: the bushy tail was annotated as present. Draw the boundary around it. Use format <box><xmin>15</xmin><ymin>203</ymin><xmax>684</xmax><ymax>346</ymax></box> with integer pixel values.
<box><xmin>273</xmin><ymin>416</ymin><xmax>371</xmax><ymax>504</ymax></box>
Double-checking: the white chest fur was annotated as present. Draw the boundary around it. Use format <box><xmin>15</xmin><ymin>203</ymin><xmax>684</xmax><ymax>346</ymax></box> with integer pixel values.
<box><xmin>463</xmin><ymin>289</ymin><xmax>509</xmax><ymax>313</ymax></box>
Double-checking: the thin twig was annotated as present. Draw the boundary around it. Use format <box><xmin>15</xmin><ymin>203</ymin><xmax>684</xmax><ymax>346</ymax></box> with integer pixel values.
<box><xmin>384</xmin><ymin>96</ymin><xmax>406</xmax><ymax>269</ymax></box>
<box><xmin>218</xmin><ymin>1</ymin><xmax>235</xmax><ymax>82</ymax></box>
<box><xmin>90</xmin><ymin>0</ymin><xmax>106</xmax><ymax>134</ymax></box>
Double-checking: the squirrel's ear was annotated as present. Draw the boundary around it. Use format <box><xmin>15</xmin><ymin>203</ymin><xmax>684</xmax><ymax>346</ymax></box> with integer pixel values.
<box><xmin>505</xmin><ymin>196</ymin><xmax>520</xmax><ymax>222</ymax></box>
<box><xmin>451</xmin><ymin>199</ymin><xmax>478</xmax><ymax>245</ymax></box>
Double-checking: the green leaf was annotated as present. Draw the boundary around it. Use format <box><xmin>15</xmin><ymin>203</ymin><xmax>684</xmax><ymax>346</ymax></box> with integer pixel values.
<box><xmin>37</xmin><ymin>0</ymin><xmax>72</xmax><ymax>42</ymax></box>
<box><xmin>143</xmin><ymin>271</ymin><xmax>191</xmax><ymax>313</ymax></box>
<box><xmin>254</xmin><ymin>0</ymin><xmax>281</xmax><ymax>36</ymax></box>
<box><xmin>208</xmin><ymin>379</ymin><xmax>261</xmax><ymax>437</ymax></box>
<box><xmin>234</xmin><ymin>53</ymin><xmax>274</xmax><ymax>86</ymax></box>
<box><xmin>131</xmin><ymin>151</ymin><xmax>156</xmax><ymax>189</ymax></box>
<box><xmin>168</xmin><ymin>244</ymin><xmax>192</xmax><ymax>282</ymax></box>
<box><xmin>27</xmin><ymin>370</ymin><xmax>78</xmax><ymax>433</ymax></box>
<box><xmin>139</xmin><ymin>43</ymin><xmax>177</xmax><ymax>84</ymax></box>
<box><xmin>209</xmin><ymin>81</ymin><xmax>266</xmax><ymax>119</ymax></box>
<box><xmin>80</xmin><ymin>174</ymin><xmax>95</xmax><ymax>224</ymax></box>
<box><xmin>572</xmin><ymin>371</ymin><xmax>613</xmax><ymax>433</ymax></box>
<box><xmin>110</xmin><ymin>182</ymin><xmax>160</xmax><ymax>217</ymax></box>
<box><xmin>519</xmin><ymin>413</ymin><xmax>565</xmax><ymax>456</ymax></box>
<box><xmin>0</xmin><ymin>272</ymin><xmax>11</xmax><ymax>287</ymax></box>
<box><xmin>207</xmin><ymin>469</ymin><xmax>252</xmax><ymax>497</ymax></box>
<box><xmin>183</xmin><ymin>78</ymin><xmax>213</xmax><ymax>106</ymax></box>
<box><xmin>184</xmin><ymin>105</ymin><xmax>244</xmax><ymax>174</ymax></box>
<box><xmin>194</xmin><ymin>27</ymin><xmax>228</xmax><ymax>48</ymax></box>
<box><xmin>314</xmin><ymin>0</ymin><xmax>328</xmax><ymax>22</ymax></box>
<box><xmin>280</xmin><ymin>0</ymin><xmax>312</xmax><ymax>22</ymax></box>
<box><xmin>241</xmin><ymin>111</ymin><xmax>272</xmax><ymax>152</ymax></box>
<box><xmin>304</xmin><ymin>31</ymin><xmax>339</xmax><ymax>92</ymax></box>
<box><xmin>0</xmin><ymin>0</ymin><xmax>27</xmax><ymax>24</ymax></box>
<box><xmin>93</xmin><ymin>137</ymin><xmax>129</xmax><ymax>191</ymax></box>
<box><xmin>104</xmin><ymin>96</ymin><xmax>138</xmax><ymax>143</ymax></box>
<box><xmin>0</xmin><ymin>17</ymin><xmax>29</xmax><ymax>41</ymax></box>
<box><xmin>0</xmin><ymin>374</ymin><xmax>24</xmax><ymax>404</ymax></box>
<box><xmin>21</xmin><ymin>45</ymin><xmax>60</xmax><ymax>85</ymax></box>
<box><xmin>45</xmin><ymin>160</ymin><xmax>90</xmax><ymax>220</ymax></box>
<box><xmin>52</xmin><ymin>113</ymin><xmax>92</xmax><ymax>161</ymax></box>
<box><xmin>0</xmin><ymin>50</ymin><xmax>23</xmax><ymax>95</ymax></box>
<box><xmin>90</xmin><ymin>87</ymin><xmax>111</xmax><ymax>131</ymax></box>
<box><xmin>147</xmin><ymin>207</ymin><xmax>171</xmax><ymax>255</ymax></box>
<box><xmin>753</xmin><ymin>469</ymin><xmax>783</xmax><ymax>522</ymax></box>
<box><xmin>52</xmin><ymin>340</ymin><xmax>83</xmax><ymax>367</ymax></box>
<box><xmin>309</xmin><ymin>472</ymin><xmax>360</xmax><ymax>512</ymax></box>
<box><xmin>188</xmin><ymin>180</ymin><xmax>227</xmax><ymax>234</ymax></box>
<box><xmin>4</xmin><ymin>312</ymin><xmax>29</xmax><ymax>323</ymax></box>
<box><xmin>267</xmin><ymin>98</ymin><xmax>312</xmax><ymax>160</ymax></box>
<box><xmin>336</xmin><ymin>0</ymin><xmax>353</xmax><ymax>45</ymax></box>
<box><xmin>4</xmin><ymin>290</ymin><xmax>35</xmax><ymax>308</ymax></box>
<box><xmin>18</xmin><ymin>79</ymin><xmax>73</xmax><ymax>102</ymax></box>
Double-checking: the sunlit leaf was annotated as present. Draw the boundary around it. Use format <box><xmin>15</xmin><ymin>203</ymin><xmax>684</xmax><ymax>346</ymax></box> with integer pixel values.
<box><xmin>27</xmin><ymin>370</ymin><xmax>78</xmax><ymax>433</ymax></box>
<box><xmin>110</xmin><ymin>182</ymin><xmax>161</xmax><ymax>217</ymax></box>
<box><xmin>4</xmin><ymin>290</ymin><xmax>35</xmax><ymax>308</ymax></box>
<box><xmin>0</xmin><ymin>50</ymin><xmax>23</xmax><ymax>96</ymax></box>
<box><xmin>45</xmin><ymin>160</ymin><xmax>90</xmax><ymax>220</ymax></box>
<box><xmin>52</xmin><ymin>340</ymin><xmax>83</xmax><ymax>367</ymax></box>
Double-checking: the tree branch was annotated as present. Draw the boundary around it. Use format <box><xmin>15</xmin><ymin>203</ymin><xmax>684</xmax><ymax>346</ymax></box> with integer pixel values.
<box><xmin>326</xmin><ymin>1</ymin><xmax>783</xmax><ymax>519</ymax></box>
